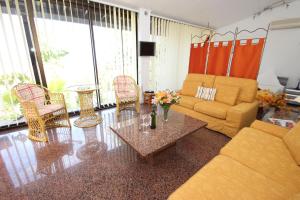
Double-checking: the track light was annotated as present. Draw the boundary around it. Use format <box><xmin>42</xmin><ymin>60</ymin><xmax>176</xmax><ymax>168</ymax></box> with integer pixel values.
<box><xmin>252</xmin><ymin>0</ymin><xmax>295</xmax><ymax>19</ymax></box>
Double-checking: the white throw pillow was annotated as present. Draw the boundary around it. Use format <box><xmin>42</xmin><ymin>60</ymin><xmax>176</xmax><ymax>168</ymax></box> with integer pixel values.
<box><xmin>195</xmin><ymin>86</ymin><xmax>216</xmax><ymax>101</ymax></box>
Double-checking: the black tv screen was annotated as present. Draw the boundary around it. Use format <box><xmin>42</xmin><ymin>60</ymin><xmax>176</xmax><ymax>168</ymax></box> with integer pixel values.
<box><xmin>140</xmin><ymin>41</ymin><xmax>155</xmax><ymax>56</ymax></box>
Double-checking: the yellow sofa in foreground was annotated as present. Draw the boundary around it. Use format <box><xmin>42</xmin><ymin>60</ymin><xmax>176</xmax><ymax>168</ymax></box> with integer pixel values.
<box><xmin>169</xmin><ymin>121</ymin><xmax>300</xmax><ymax>200</ymax></box>
<box><xmin>172</xmin><ymin>73</ymin><xmax>258</xmax><ymax>138</ymax></box>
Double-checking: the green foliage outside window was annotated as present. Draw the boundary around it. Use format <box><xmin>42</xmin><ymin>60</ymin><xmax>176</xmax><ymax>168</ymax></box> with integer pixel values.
<box><xmin>0</xmin><ymin>47</ymin><xmax>69</xmax><ymax>121</ymax></box>
<box><xmin>41</xmin><ymin>46</ymin><xmax>69</xmax><ymax>65</ymax></box>
<box><xmin>0</xmin><ymin>73</ymin><xmax>32</xmax><ymax>120</ymax></box>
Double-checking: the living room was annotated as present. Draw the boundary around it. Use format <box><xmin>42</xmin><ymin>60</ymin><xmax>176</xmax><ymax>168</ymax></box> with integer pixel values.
<box><xmin>0</xmin><ymin>0</ymin><xmax>300</xmax><ymax>199</ymax></box>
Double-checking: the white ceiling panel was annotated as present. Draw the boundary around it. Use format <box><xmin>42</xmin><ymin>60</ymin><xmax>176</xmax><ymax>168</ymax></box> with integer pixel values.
<box><xmin>97</xmin><ymin>0</ymin><xmax>285</xmax><ymax>28</ymax></box>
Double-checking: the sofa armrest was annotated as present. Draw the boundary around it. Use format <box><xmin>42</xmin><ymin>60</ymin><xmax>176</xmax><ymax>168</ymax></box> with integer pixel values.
<box><xmin>250</xmin><ymin>120</ymin><xmax>289</xmax><ymax>138</ymax></box>
<box><xmin>226</xmin><ymin>101</ymin><xmax>259</xmax><ymax>129</ymax></box>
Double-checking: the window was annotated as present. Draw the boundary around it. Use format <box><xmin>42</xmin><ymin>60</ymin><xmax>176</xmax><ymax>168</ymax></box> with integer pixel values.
<box><xmin>0</xmin><ymin>0</ymin><xmax>38</xmax><ymax>127</ymax></box>
<box><xmin>0</xmin><ymin>0</ymin><xmax>138</xmax><ymax>128</ymax></box>
<box><xmin>33</xmin><ymin>0</ymin><xmax>96</xmax><ymax>111</ymax></box>
<box><xmin>91</xmin><ymin>4</ymin><xmax>137</xmax><ymax>105</ymax></box>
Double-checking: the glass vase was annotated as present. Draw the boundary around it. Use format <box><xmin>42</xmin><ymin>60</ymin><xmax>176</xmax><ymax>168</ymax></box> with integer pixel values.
<box><xmin>163</xmin><ymin>106</ymin><xmax>170</xmax><ymax>122</ymax></box>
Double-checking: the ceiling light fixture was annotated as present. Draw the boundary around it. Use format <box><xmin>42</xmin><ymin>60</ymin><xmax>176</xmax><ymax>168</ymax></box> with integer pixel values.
<box><xmin>252</xmin><ymin>0</ymin><xmax>295</xmax><ymax>19</ymax></box>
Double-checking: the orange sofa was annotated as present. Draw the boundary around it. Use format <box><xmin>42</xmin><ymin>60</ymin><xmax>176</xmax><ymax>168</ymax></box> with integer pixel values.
<box><xmin>172</xmin><ymin>73</ymin><xmax>258</xmax><ymax>137</ymax></box>
<box><xmin>169</xmin><ymin>120</ymin><xmax>300</xmax><ymax>200</ymax></box>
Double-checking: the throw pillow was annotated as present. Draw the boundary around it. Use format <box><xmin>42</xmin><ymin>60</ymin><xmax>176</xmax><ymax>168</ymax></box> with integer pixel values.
<box><xmin>215</xmin><ymin>84</ymin><xmax>240</xmax><ymax>105</ymax></box>
<box><xmin>181</xmin><ymin>81</ymin><xmax>202</xmax><ymax>96</ymax></box>
<box><xmin>195</xmin><ymin>86</ymin><xmax>217</xmax><ymax>101</ymax></box>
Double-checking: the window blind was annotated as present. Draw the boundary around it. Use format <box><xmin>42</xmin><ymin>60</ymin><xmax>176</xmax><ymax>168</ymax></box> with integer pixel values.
<box><xmin>149</xmin><ymin>16</ymin><xmax>211</xmax><ymax>90</ymax></box>
<box><xmin>0</xmin><ymin>0</ymin><xmax>37</xmax><ymax>127</ymax></box>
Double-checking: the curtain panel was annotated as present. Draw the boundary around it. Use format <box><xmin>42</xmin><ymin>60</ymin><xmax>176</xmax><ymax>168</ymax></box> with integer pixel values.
<box><xmin>206</xmin><ymin>41</ymin><xmax>233</xmax><ymax>76</ymax></box>
<box><xmin>188</xmin><ymin>42</ymin><xmax>208</xmax><ymax>74</ymax></box>
<box><xmin>230</xmin><ymin>38</ymin><xmax>265</xmax><ymax>79</ymax></box>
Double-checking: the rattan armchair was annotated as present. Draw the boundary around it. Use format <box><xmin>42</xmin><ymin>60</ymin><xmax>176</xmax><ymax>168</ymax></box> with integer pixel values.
<box><xmin>12</xmin><ymin>83</ymin><xmax>71</xmax><ymax>142</ymax></box>
<box><xmin>113</xmin><ymin>75</ymin><xmax>140</xmax><ymax>116</ymax></box>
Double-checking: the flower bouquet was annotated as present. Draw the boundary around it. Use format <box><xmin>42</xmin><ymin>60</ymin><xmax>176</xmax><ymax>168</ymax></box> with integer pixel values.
<box><xmin>256</xmin><ymin>90</ymin><xmax>287</xmax><ymax>110</ymax></box>
<box><xmin>256</xmin><ymin>89</ymin><xmax>288</xmax><ymax>119</ymax></box>
<box><xmin>153</xmin><ymin>90</ymin><xmax>180</xmax><ymax>121</ymax></box>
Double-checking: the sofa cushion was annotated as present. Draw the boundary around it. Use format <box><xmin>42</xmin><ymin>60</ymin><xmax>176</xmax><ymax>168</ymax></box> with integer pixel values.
<box><xmin>289</xmin><ymin>193</ymin><xmax>300</xmax><ymax>200</ymax></box>
<box><xmin>181</xmin><ymin>81</ymin><xmax>202</xmax><ymax>96</ymax></box>
<box><xmin>213</xmin><ymin>76</ymin><xmax>257</xmax><ymax>103</ymax></box>
<box><xmin>215</xmin><ymin>84</ymin><xmax>240</xmax><ymax>105</ymax></box>
<box><xmin>178</xmin><ymin>95</ymin><xmax>202</xmax><ymax>109</ymax></box>
<box><xmin>221</xmin><ymin>127</ymin><xmax>300</xmax><ymax>192</ymax></box>
<box><xmin>250</xmin><ymin>120</ymin><xmax>289</xmax><ymax>138</ymax></box>
<box><xmin>284</xmin><ymin>122</ymin><xmax>300</xmax><ymax>166</ymax></box>
<box><xmin>194</xmin><ymin>101</ymin><xmax>230</xmax><ymax>119</ymax></box>
<box><xmin>185</xmin><ymin>73</ymin><xmax>215</xmax><ymax>87</ymax></box>
<box><xmin>168</xmin><ymin>155</ymin><xmax>293</xmax><ymax>200</ymax></box>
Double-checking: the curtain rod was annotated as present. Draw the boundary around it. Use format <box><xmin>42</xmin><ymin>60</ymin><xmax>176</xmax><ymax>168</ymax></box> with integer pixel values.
<box><xmin>151</xmin><ymin>14</ymin><xmax>214</xmax><ymax>30</ymax></box>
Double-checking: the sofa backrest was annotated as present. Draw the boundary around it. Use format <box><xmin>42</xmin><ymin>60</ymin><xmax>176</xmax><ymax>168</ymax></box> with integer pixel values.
<box><xmin>284</xmin><ymin>122</ymin><xmax>300</xmax><ymax>166</ymax></box>
<box><xmin>213</xmin><ymin>76</ymin><xmax>258</xmax><ymax>103</ymax></box>
<box><xmin>185</xmin><ymin>74</ymin><xmax>215</xmax><ymax>88</ymax></box>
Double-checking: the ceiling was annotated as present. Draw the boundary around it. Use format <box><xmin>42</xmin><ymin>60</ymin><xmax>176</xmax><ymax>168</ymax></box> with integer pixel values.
<box><xmin>99</xmin><ymin>0</ymin><xmax>281</xmax><ymax>28</ymax></box>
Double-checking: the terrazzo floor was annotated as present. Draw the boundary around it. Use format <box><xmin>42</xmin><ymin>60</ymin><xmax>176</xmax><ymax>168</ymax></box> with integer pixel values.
<box><xmin>0</xmin><ymin>105</ymin><xmax>230</xmax><ymax>200</ymax></box>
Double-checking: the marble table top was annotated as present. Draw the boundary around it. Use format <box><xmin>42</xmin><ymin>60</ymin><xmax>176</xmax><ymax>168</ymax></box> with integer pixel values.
<box><xmin>110</xmin><ymin>110</ymin><xmax>207</xmax><ymax>157</ymax></box>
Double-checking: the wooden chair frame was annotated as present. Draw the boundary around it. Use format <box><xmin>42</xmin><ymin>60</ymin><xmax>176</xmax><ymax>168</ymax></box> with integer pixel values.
<box><xmin>113</xmin><ymin>76</ymin><xmax>140</xmax><ymax>116</ymax></box>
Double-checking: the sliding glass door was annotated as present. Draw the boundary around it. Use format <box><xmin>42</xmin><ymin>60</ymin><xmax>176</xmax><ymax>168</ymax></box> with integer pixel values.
<box><xmin>91</xmin><ymin>3</ymin><xmax>137</xmax><ymax>105</ymax></box>
<box><xmin>0</xmin><ymin>0</ymin><xmax>138</xmax><ymax>128</ymax></box>
<box><xmin>32</xmin><ymin>0</ymin><xmax>96</xmax><ymax>111</ymax></box>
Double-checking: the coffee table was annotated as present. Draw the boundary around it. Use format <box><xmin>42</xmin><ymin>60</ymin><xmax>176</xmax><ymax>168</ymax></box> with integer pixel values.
<box><xmin>262</xmin><ymin>107</ymin><xmax>299</xmax><ymax>128</ymax></box>
<box><xmin>110</xmin><ymin>110</ymin><xmax>207</xmax><ymax>164</ymax></box>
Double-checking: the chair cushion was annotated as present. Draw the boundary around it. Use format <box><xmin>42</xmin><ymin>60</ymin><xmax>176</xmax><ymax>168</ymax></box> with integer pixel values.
<box><xmin>16</xmin><ymin>84</ymin><xmax>46</xmax><ymax>107</ymax></box>
<box><xmin>284</xmin><ymin>122</ymin><xmax>300</xmax><ymax>166</ymax></box>
<box><xmin>181</xmin><ymin>81</ymin><xmax>202</xmax><ymax>96</ymax></box>
<box><xmin>118</xmin><ymin>91</ymin><xmax>137</xmax><ymax>102</ymax></box>
<box><xmin>168</xmin><ymin>155</ymin><xmax>292</xmax><ymax>200</ymax></box>
<box><xmin>179</xmin><ymin>95</ymin><xmax>202</xmax><ymax>109</ymax></box>
<box><xmin>215</xmin><ymin>84</ymin><xmax>240</xmax><ymax>105</ymax></box>
<box><xmin>38</xmin><ymin>104</ymin><xmax>64</xmax><ymax>116</ymax></box>
<box><xmin>113</xmin><ymin>75</ymin><xmax>136</xmax><ymax>92</ymax></box>
<box><xmin>221</xmin><ymin>127</ymin><xmax>300</xmax><ymax>192</ymax></box>
<box><xmin>194</xmin><ymin>101</ymin><xmax>231</xmax><ymax>119</ymax></box>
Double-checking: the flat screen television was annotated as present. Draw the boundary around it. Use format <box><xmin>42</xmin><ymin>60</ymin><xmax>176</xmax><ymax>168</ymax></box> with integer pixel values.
<box><xmin>140</xmin><ymin>41</ymin><xmax>155</xmax><ymax>56</ymax></box>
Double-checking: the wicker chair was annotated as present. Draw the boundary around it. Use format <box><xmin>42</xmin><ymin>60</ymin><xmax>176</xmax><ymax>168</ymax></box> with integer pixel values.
<box><xmin>113</xmin><ymin>75</ymin><xmax>140</xmax><ymax>116</ymax></box>
<box><xmin>12</xmin><ymin>83</ymin><xmax>71</xmax><ymax>142</ymax></box>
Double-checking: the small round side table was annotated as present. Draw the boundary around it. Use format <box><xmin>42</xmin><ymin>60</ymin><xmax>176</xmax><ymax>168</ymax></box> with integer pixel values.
<box><xmin>68</xmin><ymin>85</ymin><xmax>102</xmax><ymax>128</ymax></box>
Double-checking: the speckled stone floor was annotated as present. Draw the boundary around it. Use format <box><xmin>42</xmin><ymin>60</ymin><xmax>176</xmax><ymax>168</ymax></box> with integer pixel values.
<box><xmin>0</xmin><ymin>106</ymin><xmax>230</xmax><ymax>200</ymax></box>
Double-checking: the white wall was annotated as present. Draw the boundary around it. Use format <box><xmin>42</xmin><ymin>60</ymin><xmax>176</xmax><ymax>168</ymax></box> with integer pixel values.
<box><xmin>137</xmin><ymin>8</ymin><xmax>151</xmax><ymax>95</ymax></box>
<box><xmin>216</xmin><ymin>1</ymin><xmax>300</xmax><ymax>91</ymax></box>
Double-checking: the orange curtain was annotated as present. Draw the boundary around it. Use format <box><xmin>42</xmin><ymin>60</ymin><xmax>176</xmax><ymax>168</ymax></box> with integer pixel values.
<box><xmin>206</xmin><ymin>41</ymin><xmax>233</xmax><ymax>76</ymax></box>
<box><xmin>230</xmin><ymin>38</ymin><xmax>265</xmax><ymax>79</ymax></box>
<box><xmin>188</xmin><ymin>43</ymin><xmax>208</xmax><ymax>74</ymax></box>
